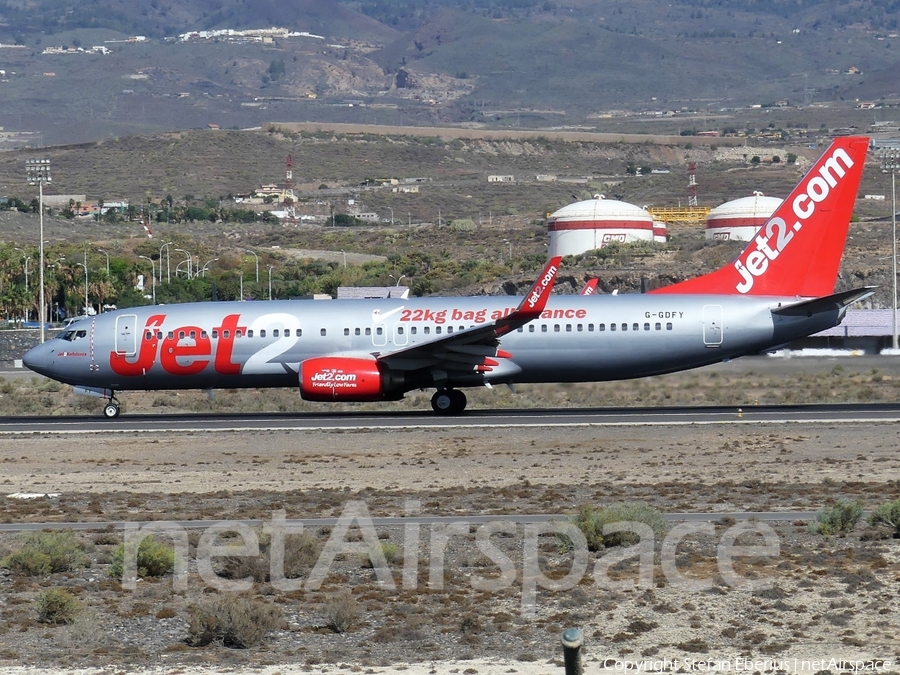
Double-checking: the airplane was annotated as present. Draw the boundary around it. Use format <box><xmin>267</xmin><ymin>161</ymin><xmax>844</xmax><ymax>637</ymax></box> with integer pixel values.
<box><xmin>24</xmin><ymin>136</ymin><xmax>872</xmax><ymax>418</ymax></box>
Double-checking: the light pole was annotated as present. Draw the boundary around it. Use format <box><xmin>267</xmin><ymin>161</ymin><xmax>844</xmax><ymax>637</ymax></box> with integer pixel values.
<box><xmin>160</xmin><ymin>241</ymin><xmax>173</xmax><ymax>284</ymax></box>
<box><xmin>389</xmin><ymin>274</ymin><xmax>406</xmax><ymax>287</ymax></box>
<box><xmin>388</xmin><ymin>207</ymin><xmax>394</xmax><ymax>226</ymax></box>
<box><xmin>174</xmin><ymin>248</ymin><xmax>192</xmax><ymax>279</ymax></box>
<box><xmin>138</xmin><ymin>255</ymin><xmax>156</xmax><ymax>304</ymax></box>
<box><xmin>239</xmin><ymin>273</ymin><xmax>244</xmax><ymax>301</ymax></box>
<box><xmin>75</xmin><ymin>260</ymin><xmax>89</xmax><ymax>317</ymax></box>
<box><xmin>245</xmin><ymin>249</ymin><xmax>259</xmax><ymax>282</ymax></box>
<box><xmin>201</xmin><ymin>258</ymin><xmax>218</xmax><ymax>277</ymax></box>
<box><xmin>268</xmin><ymin>265</ymin><xmax>274</xmax><ymax>300</ymax></box>
<box><xmin>97</xmin><ymin>248</ymin><xmax>110</xmax><ymax>277</ymax></box>
<box><xmin>883</xmin><ymin>149</ymin><xmax>899</xmax><ymax>352</ymax></box>
<box><xmin>26</xmin><ymin>158</ymin><xmax>50</xmax><ymax>342</ymax></box>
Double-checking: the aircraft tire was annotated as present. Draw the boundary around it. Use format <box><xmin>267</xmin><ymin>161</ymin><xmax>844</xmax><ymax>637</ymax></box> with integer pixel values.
<box><xmin>103</xmin><ymin>403</ymin><xmax>120</xmax><ymax>419</ymax></box>
<box><xmin>431</xmin><ymin>391</ymin><xmax>454</xmax><ymax>414</ymax></box>
<box><xmin>449</xmin><ymin>389</ymin><xmax>467</xmax><ymax>414</ymax></box>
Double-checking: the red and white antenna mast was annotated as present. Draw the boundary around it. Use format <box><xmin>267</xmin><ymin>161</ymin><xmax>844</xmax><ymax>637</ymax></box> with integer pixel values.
<box><xmin>687</xmin><ymin>162</ymin><xmax>698</xmax><ymax>207</ymax></box>
<box><xmin>283</xmin><ymin>154</ymin><xmax>297</xmax><ymax>224</ymax></box>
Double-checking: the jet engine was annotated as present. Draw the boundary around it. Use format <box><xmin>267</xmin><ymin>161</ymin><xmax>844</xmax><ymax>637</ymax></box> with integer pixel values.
<box><xmin>299</xmin><ymin>356</ymin><xmax>400</xmax><ymax>402</ymax></box>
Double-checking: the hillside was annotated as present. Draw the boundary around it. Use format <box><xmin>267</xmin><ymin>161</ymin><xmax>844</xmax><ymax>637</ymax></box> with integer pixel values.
<box><xmin>1</xmin><ymin>0</ymin><xmax>900</xmax><ymax>145</ymax></box>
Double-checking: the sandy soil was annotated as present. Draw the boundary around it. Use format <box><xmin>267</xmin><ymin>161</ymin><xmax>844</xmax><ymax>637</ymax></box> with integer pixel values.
<box><xmin>1</xmin><ymin>423</ymin><xmax>899</xmax><ymax>673</ymax></box>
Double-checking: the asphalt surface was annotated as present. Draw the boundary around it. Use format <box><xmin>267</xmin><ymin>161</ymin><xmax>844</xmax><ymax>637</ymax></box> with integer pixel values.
<box><xmin>0</xmin><ymin>402</ymin><xmax>897</xmax><ymax>434</ymax></box>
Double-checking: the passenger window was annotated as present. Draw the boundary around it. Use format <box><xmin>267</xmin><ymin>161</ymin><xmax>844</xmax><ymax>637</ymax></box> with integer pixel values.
<box><xmin>566</xmin><ymin>324</ymin><xmax>572</xmax><ymax>332</ymax></box>
<box><xmin>211</xmin><ymin>330</ymin><xmax>218</xmax><ymax>339</ymax></box>
<box><xmin>541</xmin><ymin>324</ymin><xmax>547</xmax><ymax>333</ymax></box>
<box><xmin>365</xmin><ymin>327</ymin><xmax>371</xmax><ymax>336</ymax></box>
<box><xmin>577</xmin><ymin>324</ymin><xmax>583</xmax><ymax>332</ymax></box>
<box><xmin>297</xmin><ymin>329</ymin><xmax>302</xmax><ymax>337</ymax></box>
<box><xmin>633</xmin><ymin>323</ymin><xmax>639</xmax><ymax>331</ymax></box>
<box><xmin>376</xmin><ymin>327</ymin><xmax>382</xmax><ymax>335</ymax></box>
<box><xmin>260</xmin><ymin>329</ymin><xmax>266</xmax><ymax>338</ymax></box>
<box><xmin>621</xmin><ymin>324</ymin><xmax>628</xmax><ymax>331</ymax></box>
<box><xmin>235</xmin><ymin>330</ymin><xmax>243</xmax><ymax>338</ymax></box>
<box><xmin>189</xmin><ymin>330</ymin><xmax>196</xmax><ymax>339</ymax></box>
<box><xmin>610</xmin><ymin>324</ymin><xmax>616</xmax><ymax>332</ymax></box>
<box><xmin>247</xmin><ymin>329</ymin><xmax>254</xmax><ymax>338</ymax></box>
<box><xmin>273</xmin><ymin>329</ymin><xmax>279</xmax><ymax>338</ymax></box>
<box><xmin>666</xmin><ymin>322</ymin><xmax>673</xmax><ymax>330</ymax></box>
<box><xmin>436</xmin><ymin>326</ymin><xmax>442</xmax><ymax>334</ymax></box>
<box><xmin>344</xmin><ymin>328</ymin><xmax>350</xmax><ymax>336</ymax></box>
<box><xmin>398</xmin><ymin>327</ymin><xmax>404</xmax><ymax>335</ymax></box>
<box><xmin>655</xmin><ymin>323</ymin><xmax>661</xmax><ymax>330</ymax></box>
<box><xmin>588</xmin><ymin>324</ymin><xmax>594</xmax><ymax>332</ymax></box>
<box><xmin>411</xmin><ymin>327</ymin><xmax>417</xmax><ymax>335</ymax></box>
<box><xmin>517</xmin><ymin>327</ymin><xmax>523</xmax><ymax>333</ymax></box>
<box><xmin>145</xmin><ymin>331</ymin><xmax>153</xmax><ymax>341</ymax></box>
<box><xmin>156</xmin><ymin>331</ymin><xmax>163</xmax><ymax>340</ymax></box>
<box><xmin>447</xmin><ymin>326</ymin><xmax>454</xmax><ymax>334</ymax></box>
<box><xmin>201</xmin><ymin>330</ymin><xmax>208</xmax><ymax>339</ymax></box>
<box><xmin>554</xmin><ymin>324</ymin><xmax>560</xmax><ymax>332</ymax></box>
<box><xmin>644</xmin><ymin>323</ymin><xmax>650</xmax><ymax>331</ymax></box>
<box><xmin>598</xmin><ymin>324</ymin><xmax>605</xmax><ymax>331</ymax></box>
<box><xmin>223</xmin><ymin>330</ymin><xmax>230</xmax><ymax>339</ymax></box>
<box><xmin>179</xmin><ymin>331</ymin><xmax>186</xmax><ymax>339</ymax></box>
<box><xmin>168</xmin><ymin>331</ymin><xmax>174</xmax><ymax>340</ymax></box>
<box><xmin>528</xmin><ymin>325</ymin><xmax>535</xmax><ymax>333</ymax></box>
<box><xmin>424</xmin><ymin>327</ymin><xmax>430</xmax><ymax>334</ymax></box>
<box><xmin>320</xmin><ymin>328</ymin><xmax>327</xmax><ymax>336</ymax></box>
<box><xmin>355</xmin><ymin>328</ymin><xmax>360</xmax><ymax>336</ymax></box>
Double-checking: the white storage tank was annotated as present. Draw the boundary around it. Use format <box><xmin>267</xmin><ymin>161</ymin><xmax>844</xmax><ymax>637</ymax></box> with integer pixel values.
<box><xmin>705</xmin><ymin>191</ymin><xmax>782</xmax><ymax>242</ymax></box>
<box><xmin>548</xmin><ymin>195</ymin><xmax>654</xmax><ymax>257</ymax></box>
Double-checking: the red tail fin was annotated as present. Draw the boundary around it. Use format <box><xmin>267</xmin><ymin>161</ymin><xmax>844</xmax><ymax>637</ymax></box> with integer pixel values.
<box><xmin>580</xmin><ymin>278</ymin><xmax>599</xmax><ymax>295</ymax></box>
<box><xmin>651</xmin><ymin>136</ymin><xmax>869</xmax><ymax>297</ymax></box>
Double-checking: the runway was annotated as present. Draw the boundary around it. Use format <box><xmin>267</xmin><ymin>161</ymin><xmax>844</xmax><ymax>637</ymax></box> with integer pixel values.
<box><xmin>0</xmin><ymin>402</ymin><xmax>898</xmax><ymax>434</ymax></box>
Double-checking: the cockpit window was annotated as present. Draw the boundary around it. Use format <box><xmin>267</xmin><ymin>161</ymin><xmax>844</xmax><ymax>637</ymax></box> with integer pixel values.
<box><xmin>62</xmin><ymin>329</ymin><xmax>87</xmax><ymax>342</ymax></box>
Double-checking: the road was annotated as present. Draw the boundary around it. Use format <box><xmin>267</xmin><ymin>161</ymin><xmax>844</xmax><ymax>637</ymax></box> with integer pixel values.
<box><xmin>0</xmin><ymin>402</ymin><xmax>898</xmax><ymax>434</ymax></box>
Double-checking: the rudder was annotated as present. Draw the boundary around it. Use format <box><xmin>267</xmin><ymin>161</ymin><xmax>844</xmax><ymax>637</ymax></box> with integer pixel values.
<box><xmin>651</xmin><ymin>136</ymin><xmax>870</xmax><ymax>297</ymax></box>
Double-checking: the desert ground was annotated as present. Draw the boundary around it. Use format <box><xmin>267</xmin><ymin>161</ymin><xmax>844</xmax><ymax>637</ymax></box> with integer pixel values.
<box><xmin>1</xmin><ymin>393</ymin><xmax>900</xmax><ymax>674</ymax></box>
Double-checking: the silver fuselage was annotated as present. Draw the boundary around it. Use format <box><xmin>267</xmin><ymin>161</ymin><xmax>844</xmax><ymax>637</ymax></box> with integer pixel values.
<box><xmin>23</xmin><ymin>293</ymin><xmax>839</xmax><ymax>393</ymax></box>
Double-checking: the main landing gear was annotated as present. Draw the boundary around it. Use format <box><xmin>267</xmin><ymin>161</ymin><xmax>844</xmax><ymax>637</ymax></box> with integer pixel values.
<box><xmin>103</xmin><ymin>394</ymin><xmax>121</xmax><ymax>419</ymax></box>
<box><xmin>431</xmin><ymin>389</ymin><xmax>467</xmax><ymax>415</ymax></box>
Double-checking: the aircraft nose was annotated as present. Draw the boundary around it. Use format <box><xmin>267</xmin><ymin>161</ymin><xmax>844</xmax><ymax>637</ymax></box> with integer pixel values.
<box><xmin>22</xmin><ymin>342</ymin><xmax>55</xmax><ymax>376</ymax></box>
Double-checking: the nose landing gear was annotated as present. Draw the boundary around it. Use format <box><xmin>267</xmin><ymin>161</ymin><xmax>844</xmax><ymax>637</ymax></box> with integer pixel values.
<box><xmin>431</xmin><ymin>389</ymin><xmax>467</xmax><ymax>415</ymax></box>
<box><xmin>103</xmin><ymin>394</ymin><xmax>121</xmax><ymax>418</ymax></box>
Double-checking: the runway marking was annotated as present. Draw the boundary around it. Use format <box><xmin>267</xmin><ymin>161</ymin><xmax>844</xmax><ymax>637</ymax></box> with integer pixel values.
<box><xmin>0</xmin><ymin>417</ymin><xmax>898</xmax><ymax>435</ymax></box>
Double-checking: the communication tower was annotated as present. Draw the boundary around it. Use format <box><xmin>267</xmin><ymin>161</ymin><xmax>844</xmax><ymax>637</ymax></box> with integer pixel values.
<box><xmin>687</xmin><ymin>162</ymin><xmax>698</xmax><ymax>207</ymax></box>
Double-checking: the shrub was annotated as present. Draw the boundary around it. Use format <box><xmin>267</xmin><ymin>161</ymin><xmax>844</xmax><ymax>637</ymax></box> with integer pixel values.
<box><xmin>868</xmin><ymin>498</ymin><xmax>900</xmax><ymax>536</ymax></box>
<box><xmin>109</xmin><ymin>535</ymin><xmax>175</xmax><ymax>578</ymax></box>
<box><xmin>323</xmin><ymin>592</ymin><xmax>361</xmax><ymax>633</ymax></box>
<box><xmin>2</xmin><ymin>530</ymin><xmax>85</xmax><ymax>574</ymax></box>
<box><xmin>363</xmin><ymin>541</ymin><xmax>400</xmax><ymax>567</ymax></box>
<box><xmin>187</xmin><ymin>594</ymin><xmax>283</xmax><ymax>648</ymax></box>
<box><xmin>568</xmin><ymin>502</ymin><xmax>667</xmax><ymax>551</ymax></box>
<box><xmin>809</xmin><ymin>500</ymin><xmax>864</xmax><ymax>536</ymax></box>
<box><xmin>2</xmin><ymin>548</ymin><xmax>52</xmax><ymax>576</ymax></box>
<box><xmin>221</xmin><ymin>530</ymin><xmax>321</xmax><ymax>582</ymax></box>
<box><xmin>36</xmin><ymin>588</ymin><xmax>83</xmax><ymax>624</ymax></box>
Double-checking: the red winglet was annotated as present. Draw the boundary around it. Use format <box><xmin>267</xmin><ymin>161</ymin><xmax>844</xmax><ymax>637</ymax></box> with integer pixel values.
<box><xmin>651</xmin><ymin>136</ymin><xmax>869</xmax><ymax>297</ymax></box>
<box><xmin>580</xmin><ymin>278</ymin><xmax>599</xmax><ymax>296</ymax></box>
<box><xmin>496</xmin><ymin>349</ymin><xmax>513</xmax><ymax>359</ymax></box>
<box><xmin>513</xmin><ymin>256</ymin><xmax>562</xmax><ymax>319</ymax></box>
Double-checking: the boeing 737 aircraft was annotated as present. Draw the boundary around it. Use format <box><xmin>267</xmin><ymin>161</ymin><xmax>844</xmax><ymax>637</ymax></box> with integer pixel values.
<box><xmin>24</xmin><ymin>136</ymin><xmax>872</xmax><ymax>417</ymax></box>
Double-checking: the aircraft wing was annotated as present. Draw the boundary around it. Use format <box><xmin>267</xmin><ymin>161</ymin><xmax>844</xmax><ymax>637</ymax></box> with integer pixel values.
<box><xmin>374</xmin><ymin>257</ymin><xmax>562</xmax><ymax>376</ymax></box>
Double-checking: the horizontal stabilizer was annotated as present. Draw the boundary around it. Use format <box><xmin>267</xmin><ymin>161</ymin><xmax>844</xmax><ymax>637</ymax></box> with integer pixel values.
<box><xmin>772</xmin><ymin>287</ymin><xmax>875</xmax><ymax>317</ymax></box>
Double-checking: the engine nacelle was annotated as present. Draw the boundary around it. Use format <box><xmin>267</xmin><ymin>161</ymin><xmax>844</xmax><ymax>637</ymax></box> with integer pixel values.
<box><xmin>299</xmin><ymin>356</ymin><xmax>387</xmax><ymax>402</ymax></box>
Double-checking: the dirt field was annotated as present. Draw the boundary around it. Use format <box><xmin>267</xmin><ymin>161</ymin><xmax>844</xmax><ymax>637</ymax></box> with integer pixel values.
<box><xmin>1</xmin><ymin>418</ymin><xmax>899</xmax><ymax>674</ymax></box>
